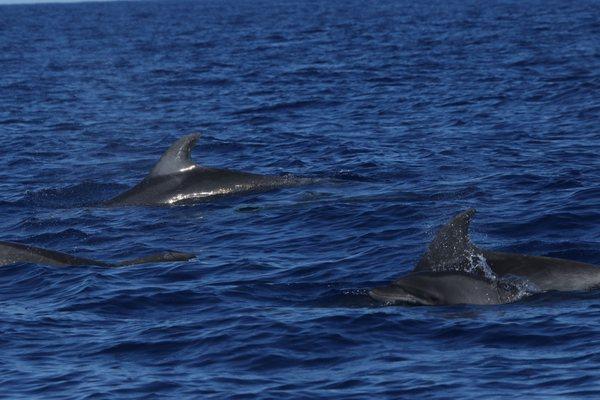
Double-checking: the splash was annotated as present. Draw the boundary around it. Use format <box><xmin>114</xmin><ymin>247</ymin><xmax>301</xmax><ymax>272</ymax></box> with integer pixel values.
<box><xmin>430</xmin><ymin>247</ymin><xmax>539</xmax><ymax>303</ymax></box>
<box><xmin>497</xmin><ymin>275</ymin><xmax>541</xmax><ymax>303</ymax></box>
<box><xmin>464</xmin><ymin>250</ymin><xmax>496</xmax><ymax>281</ymax></box>
<box><xmin>430</xmin><ymin>247</ymin><xmax>496</xmax><ymax>281</ymax></box>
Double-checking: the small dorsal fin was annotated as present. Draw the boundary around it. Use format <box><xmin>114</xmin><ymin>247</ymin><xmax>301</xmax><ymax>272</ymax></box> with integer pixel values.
<box><xmin>414</xmin><ymin>209</ymin><xmax>477</xmax><ymax>272</ymax></box>
<box><xmin>149</xmin><ymin>133</ymin><xmax>200</xmax><ymax>177</ymax></box>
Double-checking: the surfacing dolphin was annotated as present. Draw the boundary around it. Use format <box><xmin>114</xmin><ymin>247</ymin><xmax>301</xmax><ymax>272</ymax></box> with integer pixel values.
<box><xmin>370</xmin><ymin>271</ymin><xmax>516</xmax><ymax>306</ymax></box>
<box><xmin>414</xmin><ymin>209</ymin><xmax>600</xmax><ymax>292</ymax></box>
<box><xmin>370</xmin><ymin>209</ymin><xmax>600</xmax><ymax>306</ymax></box>
<box><xmin>0</xmin><ymin>241</ymin><xmax>195</xmax><ymax>268</ymax></box>
<box><xmin>105</xmin><ymin>133</ymin><xmax>308</xmax><ymax>206</ymax></box>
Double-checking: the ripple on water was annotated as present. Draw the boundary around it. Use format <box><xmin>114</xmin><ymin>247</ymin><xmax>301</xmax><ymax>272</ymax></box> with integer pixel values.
<box><xmin>0</xmin><ymin>0</ymin><xmax>599</xmax><ymax>399</ymax></box>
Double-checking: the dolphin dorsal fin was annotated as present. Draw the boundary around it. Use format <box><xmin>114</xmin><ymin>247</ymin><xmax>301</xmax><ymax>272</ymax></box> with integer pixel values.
<box><xmin>415</xmin><ymin>209</ymin><xmax>478</xmax><ymax>272</ymax></box>
<box><xmin>149</xmin><ymin>133</ymin><xmax>200</xmax><ymax>177</ymax></box>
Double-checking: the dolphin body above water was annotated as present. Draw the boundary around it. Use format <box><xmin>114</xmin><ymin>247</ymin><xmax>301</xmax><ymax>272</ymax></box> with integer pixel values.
<box><xmin>414</xmin><ymin>209</ymin><xmax>600</xmax><ymax>292</ymax></box>
<box><xmin>370</xmin><ymin>209</ymin><xmax>600</xmax><ymax>306</ymax></box>
<box><xmin>370</xmin><ymin>271</ymin><xmax>515</xmax><ymax>306</ymax></box>
<box><xmin>105</xmin><ymin>134</ymin><xmax>306</xmax><ymax>206</ymax></box>
<box><xmin>0</xmin><ymin>241</ymin><xmax>195</xmax><ymax>268</ymax></box>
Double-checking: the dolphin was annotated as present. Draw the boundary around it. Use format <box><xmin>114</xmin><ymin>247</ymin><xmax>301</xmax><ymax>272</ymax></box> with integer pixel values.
<box><xmin>105</xmin><ymin>134</ymin><xmax>305</xmax><ymax>206</ymax></box>
<box><xmin>369</xmin><ymin>271</ymin><xmax>515</xmax><ymax>306</ymax></box>
<box><xmin>0</xmin><ymin>241</ymin><xmax>195</xmax><ymax>268</ymax></box>
<box><xmin>413</xmin><ymin>209</ymin><xmax>600</xmax><ymax>292</ymax></box>
<box><xmin>370</xmin><ymin>209</ymin><xmax>600</xmax><ymax>306</ymax></box>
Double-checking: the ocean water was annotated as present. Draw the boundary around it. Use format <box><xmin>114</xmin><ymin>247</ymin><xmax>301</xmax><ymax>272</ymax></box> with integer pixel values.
<box><xmin>0</xmin><ymin>0</ymin><xmax>599</xmax><ymax>398</ymax></box>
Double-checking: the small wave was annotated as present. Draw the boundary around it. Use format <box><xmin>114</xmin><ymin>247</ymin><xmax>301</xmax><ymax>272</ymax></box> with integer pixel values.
<box><xmin>16</xmin><ymin>181</ymin><xmax>122</xmax><ymax>208</ymax></box>
<box><xmin>330</xmin><ymin>170</ymin><xmax>374</xmax><ymax>182</ymax></box>
<box><xmin>28</xmin><ymin>228</ymin><xmax>89</xmax><ymax>243</ymax></box>
<box><xmin>164</xmin><ymin>77</ymin><xmax>233</xmax><ymax>87</ymax></box>
<box><xmin>232</xmin><ymin>99</ymin><xmax>341</xmax><ymax>115</ymax></box>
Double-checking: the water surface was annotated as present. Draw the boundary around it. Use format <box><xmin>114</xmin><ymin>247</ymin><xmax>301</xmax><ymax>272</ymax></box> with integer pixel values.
<box><xmin>0</xmin><ymin>0</ymin><xmax>599</xmax><ymax>398</ymax></box>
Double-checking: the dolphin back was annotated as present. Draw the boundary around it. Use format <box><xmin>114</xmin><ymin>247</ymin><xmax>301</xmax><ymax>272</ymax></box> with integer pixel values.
<box><xmin>0</xmin><ymin>241</ymin><xmax>195</xmax><ymax>268</ymax></box>
<box><xmin>115</xmin><ymin>251</ymin><xmax>196</xmax><ymax>266</ymax></box>
<box><xmin>0</xmin><ymin>241</ymin><xmax>108</xmax><ymax>267</ymax></box>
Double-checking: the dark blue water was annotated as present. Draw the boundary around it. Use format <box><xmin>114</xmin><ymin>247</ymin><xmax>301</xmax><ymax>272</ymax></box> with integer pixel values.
<box><xmin>1</xmin><ymin>0</ymin><xmax>599</xmax><ymax>398</ymax></box>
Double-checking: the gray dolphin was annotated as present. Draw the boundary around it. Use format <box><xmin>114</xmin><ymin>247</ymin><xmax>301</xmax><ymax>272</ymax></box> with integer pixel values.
<box><xmin>414</xmin><ymin>209</ymin><xmax>600</xmax><ymax>292</ymax></box>
<box><xmin>105</xmin><ymin>134</ymin><xmax>305</xmax><ymax>206</ymax></box>
<box><xmin>0</xmin><ymin>241</ymin><xmax>195</xmax><ymax>268</ymax></box>
<box><xmin>369</xmin><ymin>271</ymin><xmax>515</xmax><ymax>306</ymax></box>
<box><xmin>370</xmin><ymin>209</ymin><xmax>600</xmax><ymax>306</ymax></box>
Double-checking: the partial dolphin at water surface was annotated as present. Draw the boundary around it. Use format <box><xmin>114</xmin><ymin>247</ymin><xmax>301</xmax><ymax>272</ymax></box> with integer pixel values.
<box><xmin>370</xmin><ymin>271</ymin><xmax>516</xmax><ymax>306</ymax></box>
<box><xmin>370</xmin><ymin>209</ymin><xmax>600</xmax><ymax>306</ymax></box>
<box><xmin>0</xmin><ymin>241</ymin><xmax>195</xmax><ymax>268</ymax></box>
<box><xmin>105</xmin><ymin>133</ymin><xmax>310</xmax><ymax>206</ymax></box>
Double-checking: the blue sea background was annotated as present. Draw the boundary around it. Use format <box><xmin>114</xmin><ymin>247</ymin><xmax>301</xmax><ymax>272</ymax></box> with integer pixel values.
<box><xmin>0</xmin><ymin>0</ymin><xmax>599</xmax><ymax>398</ymax></box>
